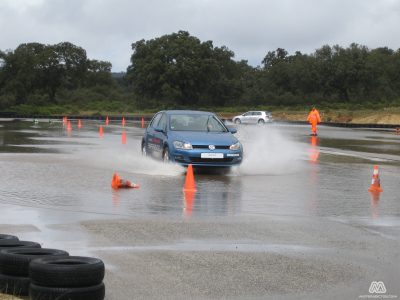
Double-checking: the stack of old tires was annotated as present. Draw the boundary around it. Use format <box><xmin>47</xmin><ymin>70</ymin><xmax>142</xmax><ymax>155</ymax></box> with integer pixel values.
<box><xmin>29</xmin><ymin>256</ymin><xmax>105</xmax><ymax>300</ymax></box>
<box><xmin>0</xmin><ymin>234</ymin><xmax>43</xmax><ymax>296</ymax></box>
<box><xmin>0</xmin><ymin>233</ymin><xmax>105</xmax><ymax>300</ymax></box>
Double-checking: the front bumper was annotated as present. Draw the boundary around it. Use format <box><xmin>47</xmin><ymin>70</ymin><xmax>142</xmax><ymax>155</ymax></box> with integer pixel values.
<box><xmin>171</xmin><ymin>148</ymin><xmax>243</xmax><ymax>167</ymax></box>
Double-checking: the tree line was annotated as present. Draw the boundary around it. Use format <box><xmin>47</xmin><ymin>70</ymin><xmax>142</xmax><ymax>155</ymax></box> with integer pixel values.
<box><xmin>1</xmin><ymin>31</ymin><xmax>400</xmax><ymax>114</ymax></box>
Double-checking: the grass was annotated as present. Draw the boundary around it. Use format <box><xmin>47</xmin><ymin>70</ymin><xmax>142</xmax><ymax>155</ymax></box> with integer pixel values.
<box><xmin>4</xmin><ymin>103</ymin><xmax>400</xmax><ymax>125</ymax></box>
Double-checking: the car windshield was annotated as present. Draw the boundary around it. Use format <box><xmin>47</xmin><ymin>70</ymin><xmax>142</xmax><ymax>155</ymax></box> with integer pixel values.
<box><xmin>169</xmin><ymin>114</ymin><xmax>227</xmax><ymax>132</ymax></box>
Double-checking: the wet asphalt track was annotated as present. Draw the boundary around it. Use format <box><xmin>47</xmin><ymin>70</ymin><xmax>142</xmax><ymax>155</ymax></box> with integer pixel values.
<box><xmin>0</xmin><ymin>119</ymin><xmax>399</xmax><ymax>299</ymax></box>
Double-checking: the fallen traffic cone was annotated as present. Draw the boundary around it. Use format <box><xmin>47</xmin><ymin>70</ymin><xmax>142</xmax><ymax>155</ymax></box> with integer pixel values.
<box><xmin>111</xmin><ymin>172</ymin><xmax>140</xmax><ymax>189</ymax></box>
<box><xmin>141</xmin><ymin>117</ymin><xmax>145</xmax><ymax>128</ymax></box>
<box><xmin>106</xmin><ymin>116</ymin><xmax>109</xmax><ymax>125</ymax></box>
<box><xmin>368</xmin><ymin>165</ymin><xmax>383</xmax><ymax>193</ymax></box>
<box><xmin>122</xmin><ymin>117</ymin><xmax>126</xmax><ymax>127</ymax></box>
<box><xmin>121</xmin><ymin>130</ymin><xmax>127</xmax><ymax>144</ymax></box>
<box><xmin>99</xmin><ymin>125</ymin><xmax>104</xmax><ymax>138</ymax></box>
<box><xmin>78</xmin><ymin>119</ymin><xmax>82</xmax><ymax>129</ymax></box>
<box><xmin>183</xmin><ymin>164</ymin><xmax>197</xmax><ymax>192</ymax></box>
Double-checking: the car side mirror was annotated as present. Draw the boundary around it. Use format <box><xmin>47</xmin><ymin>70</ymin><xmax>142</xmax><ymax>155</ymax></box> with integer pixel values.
<box><xmin>227</xmin><ymin>126</ymin><xmax>237</xmax><ymax>134</ymax></box>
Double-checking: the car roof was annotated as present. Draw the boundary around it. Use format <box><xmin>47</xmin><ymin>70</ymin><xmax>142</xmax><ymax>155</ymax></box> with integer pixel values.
<box><xmin>159</xmin><ymin>110</ymin><xmax>215</xmax><ymax>116</ymax></box>
<box><xmin>246</xmin><ymin>111</ymin><xmax>270</xmax><ymax>113</ymax></box>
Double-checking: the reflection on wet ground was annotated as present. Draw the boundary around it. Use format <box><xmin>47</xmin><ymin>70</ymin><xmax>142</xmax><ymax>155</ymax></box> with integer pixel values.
<box><xmin>1</xmin><ymin>119</ymin><xmax>399</xmax><ymax>221</ymax></box>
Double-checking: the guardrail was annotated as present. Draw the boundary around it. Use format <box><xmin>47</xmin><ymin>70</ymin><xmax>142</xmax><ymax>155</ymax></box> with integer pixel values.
<box><xmin>0</xmin><ymin>114</ymin><xmax>152</xmax><ymax>122</ymax></box>
<box><xmin>1</xmin><ymin>114</ymin><xmax>400</xmax><ymax>129</ymax></box>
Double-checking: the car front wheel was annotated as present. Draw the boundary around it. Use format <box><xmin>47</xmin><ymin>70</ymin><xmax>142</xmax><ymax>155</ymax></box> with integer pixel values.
<box><xmin>234</xmin><ymin>119</ymin><xmax>241</xmax><ymax>124</ymax></box>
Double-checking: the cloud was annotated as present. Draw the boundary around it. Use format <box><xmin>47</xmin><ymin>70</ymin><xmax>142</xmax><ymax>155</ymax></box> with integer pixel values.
<box><xmin>1</xmin><ymin>0</ymin><xmax>400</xmax><ymax>71</ymax></box>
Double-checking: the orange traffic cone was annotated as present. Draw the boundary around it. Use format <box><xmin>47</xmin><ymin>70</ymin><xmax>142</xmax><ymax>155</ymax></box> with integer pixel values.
<box><xmin>183</xmin><ymin>164</ymin><xmax>197</xmax><ymax>192</ymax></box>
<box><xmin>78</xmin><ymin>119</ymin><xmax>82</xmax><ymax>129</ymax></box>
<box><xmin>106</xmin><ymin>116</ymin><xmax>109</xmax><ymax>125</ymax></box>
<box><xmin>141</xmin><ymin>117</ymin><xmax>145</xmax><ymax>128</ymax></box>
<box><xmin>111</xmin><ymin>172</ymin><xmax>139</xmax><ymax>189</ymax></box>
<box><xmin>99</xmin><ymin>125</ymin><xmax>104</xmax><ymax>138</ymax></box>
<box><xmin>111</xmin><ymin>173</ymin><xmax>121</xmax><ymax>189</ymax></box>
<box><xmin>368</xmin><ymin>165</ymin><xmax>383</xmax><ymax>192</ymax></box>
<box><xmin>122</xmin><ymin>117</ymin><xmax>126</xmax><ymax>127</ymax></box>
<box><xmin>121</xmin><ymin>130</ymin><xmax>127</xmax><ymax>144</ymax></box>
<box><xmin>67</xmin><ymin>120</ymin><xmax>72</xmax><ymax>131</ymax></box>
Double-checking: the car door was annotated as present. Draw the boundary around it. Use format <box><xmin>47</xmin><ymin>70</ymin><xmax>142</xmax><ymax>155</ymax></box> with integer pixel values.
<box><xmin>152</xmin><ymin>113</ymin><xmax>168</xmax><ymax>157</ymax></box>
<box><xmin>252</xmin><ymin>111</ymin><xmax>262</xmax><ymax>123</ymax></box>
<box><xmin>146</xmin><ymin>112</ymin><xmax>162</xmax><ymax>155</ymax></box>
<box><xmin>247</xmin><ymin>111</ymin><xmax>257</xmax><ymax>124</ymax></box>
<box><xmin>242</xmin><ymin>112</ymin><xmax>252</xmax><ymax>124</ymax></box>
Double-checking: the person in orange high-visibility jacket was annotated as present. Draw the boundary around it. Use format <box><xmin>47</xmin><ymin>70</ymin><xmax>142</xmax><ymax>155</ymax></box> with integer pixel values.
<box><xmin>307</xmin><ymin>107</ymin><xmax>321</xmax><ymax>136</ymax></box>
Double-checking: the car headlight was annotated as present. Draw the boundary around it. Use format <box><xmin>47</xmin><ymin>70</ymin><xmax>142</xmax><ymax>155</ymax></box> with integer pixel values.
<box><xmin>229</xmin><ymin>142</ymin><xmax>241</xmax><ymax>150</ymax></box>
<box><xmin>173</xmin><ymin>141</ymin><xmax>193</xmax><ymax>150</ymax></box>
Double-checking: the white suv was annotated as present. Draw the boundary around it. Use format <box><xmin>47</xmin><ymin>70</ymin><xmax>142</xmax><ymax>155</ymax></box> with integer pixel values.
<box><xmin>232</xmin><ymin>111</ymin><xmax>273</xmax><ymax>124</ymax></box>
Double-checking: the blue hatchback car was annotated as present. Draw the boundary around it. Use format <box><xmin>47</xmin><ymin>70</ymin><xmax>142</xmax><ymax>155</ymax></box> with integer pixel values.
<box><xmin>141</xmin><ymin>110</ymin><xmax>243</xmax><ymax>167</ymax></box>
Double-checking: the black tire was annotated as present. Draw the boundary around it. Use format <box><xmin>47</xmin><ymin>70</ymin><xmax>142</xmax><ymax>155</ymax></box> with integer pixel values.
<box><xmin>141</xmin><ymin>141</ymin><xmax>147</xmax><ymax>156</ymax></box>
<box><xmin>0</xmin><ymin>273</ymin><xmax>30</xmax><ymax>296</ymax></box>
<box><xmin>30</xmin><ymin>256</ymin><xmax>105</xmax><ymax>288</ymax></box>
<box><xmin>0</xmin><ymin>240</ymin><xmax>41</xmax><ymax>249</ymax></box>
<box><xmin>0</xmin><ymin>248</ymin><xmax>69</xmax><ymax>276</ymax></box>
<box><xmin>0</xmin><ymin>234</ymin><xmax>19</xmax><ymax>243</ymax></box>
<box><xmin>258</xmin><ymin>119</ymin><xmax>265</xmax><ymax>124</ymax></box>
<box><xmin>234</xmin><ymin>118</ymin><xmax>241</xmax><ymax>124</ymax></box>
<box><xmin>162</xmin><ymin>147</ymin><xmax>170</xmax><ymax>162</ymax></box>
<box><xmin>30</xmin><ymin>282</ymin><xmax>105</xmax><ymax>300</ymax></box>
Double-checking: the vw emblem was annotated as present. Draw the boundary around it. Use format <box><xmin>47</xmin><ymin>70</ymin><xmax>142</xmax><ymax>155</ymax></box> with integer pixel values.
<box><xmin>209</xmin><ymin>145</ymin><xmax>215</xmax><ymax>150</ymax></box>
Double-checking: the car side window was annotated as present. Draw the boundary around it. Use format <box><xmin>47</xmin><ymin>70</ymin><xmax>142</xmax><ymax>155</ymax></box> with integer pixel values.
<box><xmin>158</xmin><ymin>114</ymin><xmax>167</xmax><ymax>131</ymax></box>
<box><xmin>255</xmin><ymin>112</ymin><xmax>261</xmax><ymax>116</ymax></box>
<box><xmin>150</xmin><ymin>113</ymin><xmax>162</xmax><ymax>128</ymax></box>
<box><xmin>243</xmin><ymin>112</ymin><xmax>251</xmax><ymax>116</ymax></box>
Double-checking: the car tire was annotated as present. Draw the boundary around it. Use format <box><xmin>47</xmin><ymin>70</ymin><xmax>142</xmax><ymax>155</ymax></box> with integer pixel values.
<box><xmin>162</xmin><ymin>147</ymin><xmax>170</xmax><ymax>163</ymax></box>
<box><xmin>258</xmin><ymin>119</ymin><xmax>265</xmax><ymax>124</ymax></box>
<box><xmin>0</xmin><ymin>241</ymin><xmax>41</xmax><ymax>249</ymax></box>
<box><xmin>29</xmin><ymin>282</ymin><xmax>105</xmax><ymax>300</ymax></box>
<box><xmin>141</xmin><ymin>142</ymin><xmax>147</xmax><ymax>156</ymax></box>
<box><xmin>29</xmin><ymin>256</ymin><xmax>105</xmax><ymax>288</ymax></box>
<box><xmin>234</xmin><ymin>118</ymin><xmax>241</xmax><ymax>124</ymax></box>
<box><xmin>0</xmin><ymin>273</ymin><xmax>30</xmax><ymax>296</ymax></box>
<box><xmin>0</xmin><ymin>235</ymin><xmax>19</xmax><ymax>243</ymax></box>
<box><xmin>0</xmin><ymin>248</ymin><xmax>69</xmax><ymax>277</ymax></box>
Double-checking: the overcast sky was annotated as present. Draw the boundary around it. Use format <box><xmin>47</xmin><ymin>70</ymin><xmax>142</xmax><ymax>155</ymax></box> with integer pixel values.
<box><xmin>1</xmin><ymin>0</ymin><xmax>400</xmax><ymax>72</ymax></box>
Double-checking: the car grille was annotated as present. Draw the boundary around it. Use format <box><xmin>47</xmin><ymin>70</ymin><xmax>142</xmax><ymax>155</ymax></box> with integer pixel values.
<box><xmin>192</xmin><ymin>145</ymin><xmax>230</xmax><ymax>149</ymax></box>
<box><xmin>189</xmin><ymin>157</ymin><xmax>234</xmax><ymax>163</ymax></box>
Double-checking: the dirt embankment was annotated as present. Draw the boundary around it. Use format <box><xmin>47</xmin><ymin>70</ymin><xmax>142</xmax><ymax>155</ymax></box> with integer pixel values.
<box><xmin>0</xmin><ymin>294</ymin><xmax>25</xmax><ymax>300</ymax></box>
<box><xmin>257</xmin><ymin>109</ymin><xmax>400</xmax><ymax>125</ymax></box>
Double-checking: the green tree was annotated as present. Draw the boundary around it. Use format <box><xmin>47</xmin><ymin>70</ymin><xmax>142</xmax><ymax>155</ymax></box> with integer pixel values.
<box><xmin>0</xmin><ymin>42</ymin><xmax>113</xmax><ymax>106</ymax></box>
<box><xmin>126</xmin><ymin>31</ymin><xmax>243</xmax><ymax>107</ymax></box>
